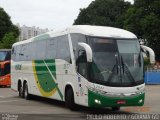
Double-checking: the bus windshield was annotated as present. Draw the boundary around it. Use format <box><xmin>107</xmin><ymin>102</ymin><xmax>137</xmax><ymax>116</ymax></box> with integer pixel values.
<box><xmin>0</xmin><ymin>51</ymin><xmax>8</xmax><ymax>61</ymax></box>
<box><xmin>87</xmin><ymin>37</ymin><xmax>143</xmax><ymax>87</ymax></box>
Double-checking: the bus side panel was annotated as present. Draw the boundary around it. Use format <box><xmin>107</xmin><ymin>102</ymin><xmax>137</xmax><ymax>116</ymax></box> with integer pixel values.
<box><xmin>31</xmin><ymin>59</ymin><xmax>63</xmax><ymax>101</ymax></box>
<box><xmin>0</xmin><ymin>74</ymin><xmax>11</xmax><ymax>86</ymax></box>
<box><xmin>11</xmin><ymin>60</ymin><xmax>22</xmax><ymax>91</ymax></box>
<box><xmin>61</xmin><ymin>61</ymin><xmax>89</xmax><ymax>106</ymax></box>
<box><xmin>0</xmin><ymin>61</ymin><xmax>11</xmax><ymax>86</ymax></box>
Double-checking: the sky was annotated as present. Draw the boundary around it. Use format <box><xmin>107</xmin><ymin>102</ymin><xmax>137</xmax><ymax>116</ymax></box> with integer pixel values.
<box><xmin>0</xmin><ymin>0</ymin><xmax>133</xmax><ymax>31</ymax></box>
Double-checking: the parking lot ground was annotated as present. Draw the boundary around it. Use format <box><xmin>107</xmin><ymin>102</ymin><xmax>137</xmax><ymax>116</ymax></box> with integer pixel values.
<box><xmin>0</xmin><ymin>85</ymin><xmax>159</xmax><ymax>120</ymax></box>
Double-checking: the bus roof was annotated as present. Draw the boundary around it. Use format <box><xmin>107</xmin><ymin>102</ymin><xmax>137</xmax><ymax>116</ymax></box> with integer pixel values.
<box><xmin>66</xmin><ymin>25</ymin><xmax>137</xmax><ymax>38</ymax></box>
<box><xmin>13</xmin><ymin>25</ymin><xmax>137</xmax><ymax>47</ymax></box>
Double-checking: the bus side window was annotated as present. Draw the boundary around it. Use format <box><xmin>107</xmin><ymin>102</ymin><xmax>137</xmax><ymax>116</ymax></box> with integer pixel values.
<box><xmin>56</xmin><ymin>35</ymin><xmax>71</xmax><ymax>63</ymax></box>
<box><xmin>12</xmin><ymin>47</ymin><xmax>16</xmax><ymax>61</ymax></box>
<box><xmin>35</xmin><ymin>41</ymin><xmax>47</xmax><ymax>60</ymax></box>
<box><xmin>70</xmin><ymin>33</ymin><xmax>86</xmax><ymax>63</ymax></box>
<box><xmin>27</xmin><ymin>42</ymin><xmax>36</xmax><ymax>60</ymax></box>
<box><xmin>46</xmin><ymin>38</ymin><xmax>57</xmax><ymax>59</ymax></box>
<box><xmin>76</xmin><ymin>50</ymin><xmax>88</xmax><ymax>79</ymax></box>
<box><xmin>4</xmin><ymin>63</ymin><xmax>10</xmax><ymax>75</ymax></box>
<box><xmin>15</xmin><ymin>45</ymin><xmax>21</xmax><ymax>61</ymax></box>
<box><xmin>5</xmin><ymin>51</ymin><xmax>11</xmax><ymax>60</ymax></box>
<box><xmin>11</xmin><ymin>47</ymin><xmax>15</xmax><ymax>55</ymax></box>
<box><xmin>20</xmin><ymin>44</ymin><xmax>29</xmax><ymax>61</ymax></box>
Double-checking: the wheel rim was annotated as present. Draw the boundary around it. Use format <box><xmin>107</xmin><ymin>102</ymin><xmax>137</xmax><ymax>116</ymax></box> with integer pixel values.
<box><xmin>19</xmin><ymin>86</ymin><xmax>23</xmax><ymax>97</ymax></box>
<box><xmin>24</xmin><ymin>85</ymin><xmax>27</xmax><ymax>98</ymax></box>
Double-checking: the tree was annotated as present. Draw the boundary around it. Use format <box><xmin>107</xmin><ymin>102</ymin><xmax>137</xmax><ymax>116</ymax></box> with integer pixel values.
<box><xmin>0</xmin><ymin>32</ymin><xmax>18</xmax><ymax>49</ymax></box>
<box><xmin>74</xmin><ymin>0</ymin><xmax>131</xmax><ymax>28</ymax></box>
<box><xmin>74</xmin><ymin>0</ymin><xmax>160</xmax><ymax>61</ymax></box>
<box><xmin>0</xmin><ymin>7</ymin><xmax>19</xmax><ymax>48</ymax></box>
<box><xmin>124</xmin><ymin>0</ymin><xmax>160</xmax><ymax>60</ymax></box>
<box><xmin>0</xmin><ymin>7</ymin><xmax>12</xmax><ymax>40</ymax></box>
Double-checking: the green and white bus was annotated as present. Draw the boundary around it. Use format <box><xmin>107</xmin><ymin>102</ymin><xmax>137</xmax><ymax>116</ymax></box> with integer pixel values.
<box><xmin>11</xmin><ymin>25</ymin><xmax>155</xmax><ymax>110</ymax></box>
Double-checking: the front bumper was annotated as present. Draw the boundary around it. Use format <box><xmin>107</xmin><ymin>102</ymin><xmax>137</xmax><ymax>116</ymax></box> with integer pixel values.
<box><xmin>88</xmin><ymin>90</ymin><xmax>145</xmax><ymax>108</ymax></box>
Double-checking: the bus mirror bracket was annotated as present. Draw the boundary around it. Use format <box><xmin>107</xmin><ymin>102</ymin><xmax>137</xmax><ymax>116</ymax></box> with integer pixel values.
<box><xmin>78</xmin><ymin>42</ymin><xmax>93</xmax><ymax>62</ymax></box>
<box><xmin>141</xmin><ymin>45</ymin><xmax>155</xmax><ymax>64</ymax></box>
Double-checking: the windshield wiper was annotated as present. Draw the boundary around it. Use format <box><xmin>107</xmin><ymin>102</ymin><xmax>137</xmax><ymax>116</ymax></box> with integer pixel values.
<box><xmin>108</xmin><ymin>54</ymin><xmax>119</xmax><ymax>83</ymax></box>
<box><xmin>121</xmin><ymin>56</ymin><xmax>125</xmax><ymax>74</ymax></box>
<box><xmin>120</xmin><ymin>56</ymin><xmax>135</xmax><ymax>83</ymax></box>
<box><xmin>108</xmin><ymin>54</ymin><xmax>135</xmax><ymax>84</ymax></box>
<box><xmin>115</xmin><ymin>54</ymin><xmax>119</xmax><ymax>74</ymax></box>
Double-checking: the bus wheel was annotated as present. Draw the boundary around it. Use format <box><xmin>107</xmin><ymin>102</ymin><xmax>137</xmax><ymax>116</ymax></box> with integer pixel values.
<box><xmin>23</xmin><ymin>83</ymin><xmax>31</xmax><ymax>100</ymax></box>
<box><xmin>19</xmin><ymin>85</ymin><xmax>23</xmax><ymax>97</ymax></box>
<box><xmin>112</xmin><ymin>107</ymin><xmax>120</xmax><ymax>111</ymax></box>
<box><xmin>65</xmin><ymin>88</ymin><xmax>77</xmax><ymax>111</ymax></box>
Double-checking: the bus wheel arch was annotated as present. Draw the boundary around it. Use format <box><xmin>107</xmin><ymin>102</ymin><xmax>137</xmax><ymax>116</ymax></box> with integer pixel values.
<box><xmin>23</xmin><ymin>80</ymin><xmax>31</xmax><ymax>100</ymax></box>
<box><xmin>65</xmin><ymin>84</ymin><xmax>77</xmax><ymax>110</ymax></box>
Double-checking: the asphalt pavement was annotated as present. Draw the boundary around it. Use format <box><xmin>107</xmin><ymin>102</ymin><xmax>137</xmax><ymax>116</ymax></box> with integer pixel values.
<box><xmin>0</xmin><ymin>85</ymin><xmax>159</xmax><ymax>120</ymax></box>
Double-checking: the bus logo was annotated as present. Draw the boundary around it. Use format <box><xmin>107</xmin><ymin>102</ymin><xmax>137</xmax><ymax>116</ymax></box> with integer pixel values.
<box><xmin>15</xmin><ymin>64</ymin><xmax>22</xmax><ymax>70</ymax></box>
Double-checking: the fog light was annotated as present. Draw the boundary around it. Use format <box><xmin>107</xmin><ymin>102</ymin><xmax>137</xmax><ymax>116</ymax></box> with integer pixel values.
<box><xmin>138</xmin><ymin>99</ymin><xmax>143</xmax><ymax>103</ymax></box>
<box><xmin>95</xmin><ymin>99</ymin><xmax>101</xmax><ymax>104</ymax></box>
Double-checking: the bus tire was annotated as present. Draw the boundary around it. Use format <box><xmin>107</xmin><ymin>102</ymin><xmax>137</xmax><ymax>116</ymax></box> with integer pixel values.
<box><xmin>65</xmin><ymin>88</ymin><xmax>77</xmax><ymax>111</ymax></box>
<box><xmin>19</xmin><ymin>85</ymin><xmax>23</xmax><ymax>97</ymax></box>
<box><xmin>112</xmin><ymin>106</ymin><xmax>120</xmax><ymax>111</ymax></box>
<box><xmin>23</xmin><ymin>83</ymin><xmax>31</xmax><ymax>100</ymax></box>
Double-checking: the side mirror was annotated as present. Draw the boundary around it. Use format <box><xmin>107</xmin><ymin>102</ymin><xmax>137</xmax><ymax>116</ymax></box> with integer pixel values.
<box><xmin>141</xmin><ymin>45</ymin><xmax>155</xmax><ymax>64</ymax></box>
<box><xmin>78</xmin><ymin>42</ymin><xmax>93</xmax><ymax>62</ymax></box>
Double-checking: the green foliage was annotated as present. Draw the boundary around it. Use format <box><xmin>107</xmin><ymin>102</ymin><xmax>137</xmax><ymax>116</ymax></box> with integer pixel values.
<box><xmin>0</xmin><ymin>32</ymin><xmax>18</xmax><ymax>49</ymax></box>
<box><xmin>0</xmin><ymin>7</ymin><xmax>20</xmax><ymax>48</ymax></box>
<box><xmin>74</xmin><ymin>0</ymin><xmax>160</xmax><ymax>61</ymax></box>
<box><xmin>124</xmin><ymin>0</ymin><xmax>160</xmax><ymax>60</ymax></box>
<box><xmin>74</xmin><ymin>0</ymin><xmax>131</xmax><ymax>28</ymax></box>
<box><xmin>144</xmin><ymin>57</ymin><xmax>151</xmax><ymax>66</ymax></box>
<box><xmin>0</xmin><ymin>7</ymin><xmax>12</xmax><ymax>40</ymax></box>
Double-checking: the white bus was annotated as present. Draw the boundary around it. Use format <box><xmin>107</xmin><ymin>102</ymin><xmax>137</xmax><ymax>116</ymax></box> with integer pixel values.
<box><xmin>11</xmin><ymin>25</ymin><xmax>155</xmax><ymax>110</ymax></box>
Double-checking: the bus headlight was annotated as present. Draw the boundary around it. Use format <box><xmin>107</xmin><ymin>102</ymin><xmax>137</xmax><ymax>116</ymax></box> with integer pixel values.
<box><xmin>138</xmin><ymin>99</ymin><xmax>143</xmax><ymax>103</ymax></box>
<box><xmin>95</xmin><ymin>99</ymin><xmax>101</xmax><ymax>104</ymax></box>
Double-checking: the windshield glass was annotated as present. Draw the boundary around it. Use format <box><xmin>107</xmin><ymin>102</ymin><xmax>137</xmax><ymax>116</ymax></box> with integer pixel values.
<box><xmin>0</xmin><ymin>51</ymin><xmax>7</xmax><ymax>61</ymax></box>
<box><xmin>87</xmin><ymin>37</ymin><xmax>143</xmax><ymax>87</ymax></box>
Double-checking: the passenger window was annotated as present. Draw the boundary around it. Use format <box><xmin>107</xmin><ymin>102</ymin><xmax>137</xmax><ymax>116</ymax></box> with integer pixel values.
<box><xmin>46</xmin><ymin>38</ymin><xmax>57</xmax><ymax>59</ymax></box>
<box><xmin>5</xmin><ymin>51</ymin><xmax>11</xmax><ymax>60</ymax></box>
<box><xmin>15</xmin><ymin>45</ymin><xmax>21</xmax><ymax>61</ymax></box>
<box><xmin>70</xmin><ymin>33</ymin><xmax>86</xmax><ymax>60</ymax></box>
<box><xmin>35</xmin><ymin>41</ymin><xmax>47</xmax><ymax>60</ymax></box>
<box><xmin>27</xmin><ymin>42</ymin><xmax>36</xmax><ymax>60</ymax></box>
<box><xmin>76</xmin><ymin>50</ymin><xmax>87</xmax><ymax>78</ymax></box>
<box><xmin>56</xmin><ymin>35</ymin><xmax>71</xmax><ymax>63</ymax></box>
<box><xmin>11</xmin><ymin>47</ymin><xmax>16</xmax><ymax>61</ymax></box>
<box><xmin>4</xmin><ymin>63</ymin><xmax>10</xmax><ymax>75</ymax></box>
<box><xmin>20</xmin><ymin>44</ymin><xmax>28</xmax><ymax>61</ymax></box>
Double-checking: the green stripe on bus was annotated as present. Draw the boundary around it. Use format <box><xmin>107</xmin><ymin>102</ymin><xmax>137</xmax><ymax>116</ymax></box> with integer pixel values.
<box><xmin>34</xmin><ymin>60</ymin><xmax>57</xmax><ymax>92</ymax></box>
<box><xmin>34</xmin><ymin>59</ymin><xmax>63</xmax><ymax>100</ymax></box>
<box><xmin>44</xmin><ymin>60</ymin><xmax>63</xmax><ymax>100</ymax></box>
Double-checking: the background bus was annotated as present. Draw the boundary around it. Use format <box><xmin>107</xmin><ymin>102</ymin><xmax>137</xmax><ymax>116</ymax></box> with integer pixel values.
<box><xmin>0</xmin><ymin>49</ymin><xmax>11</xmax><ymax>86</ymax></box>
<box><xmin>11</xmin><ymin>25</ymin><xmax>155</xmax><ymax>110</ymax></box>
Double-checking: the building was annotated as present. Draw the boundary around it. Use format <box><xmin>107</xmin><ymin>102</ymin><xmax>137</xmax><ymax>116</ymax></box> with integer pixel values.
<box><xmin>17</xmin><ymin>24</ymin><xmax>49</xmax><ymax>41</ymax></box>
